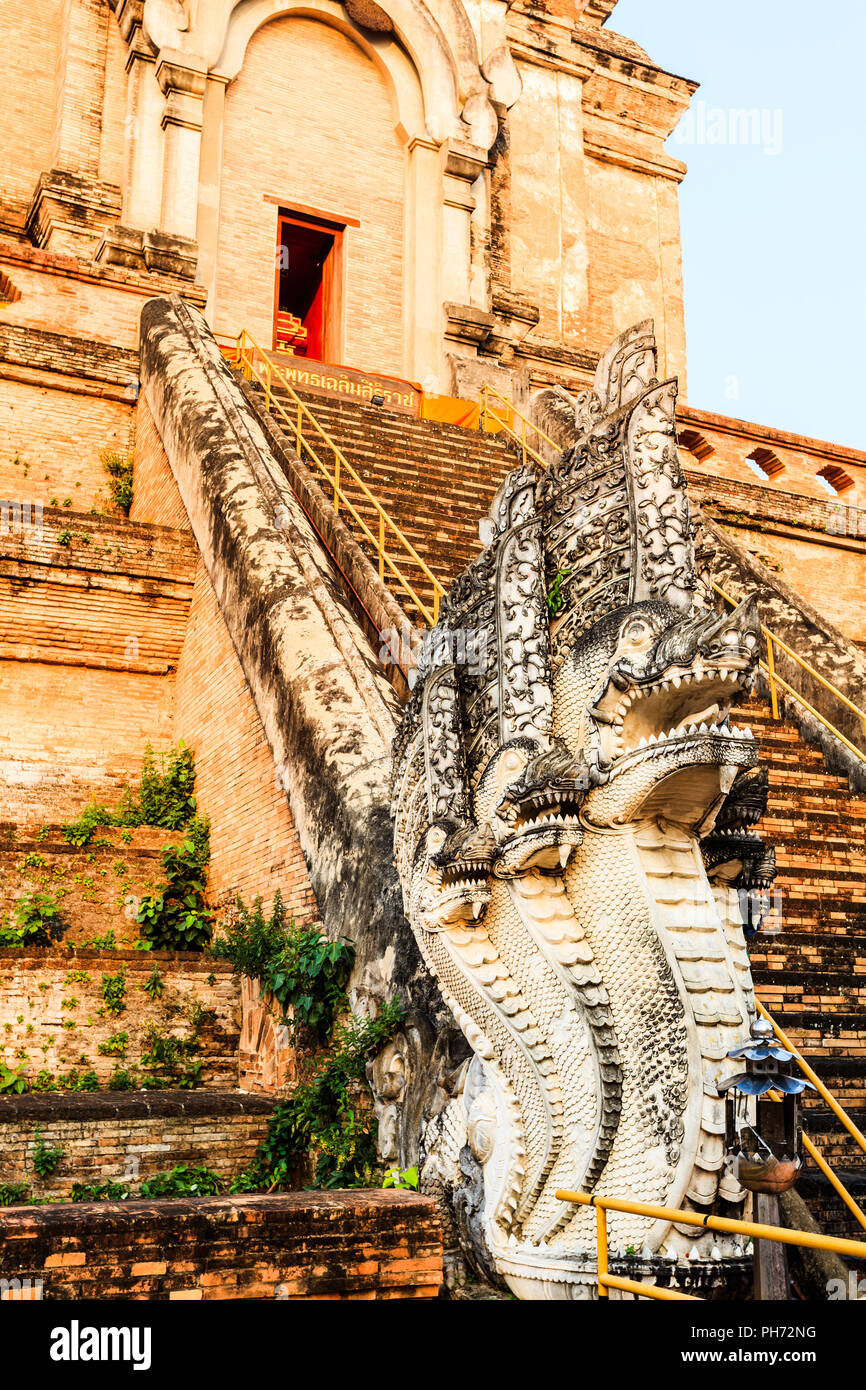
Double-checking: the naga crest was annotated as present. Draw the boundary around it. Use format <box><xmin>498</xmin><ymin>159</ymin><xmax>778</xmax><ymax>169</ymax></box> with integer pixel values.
<box><xmin>389</xmin><ymin>322</ymin><xmax>775</xmax><ymax>1299</ymax></box>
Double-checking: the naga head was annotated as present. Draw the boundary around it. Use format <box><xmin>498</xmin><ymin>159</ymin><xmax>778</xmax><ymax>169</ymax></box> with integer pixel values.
<box><xmin>565</xmin><ymin>594</ymin><xmax>763</xmax><ymax>829</ymax></box>
<box><xmin>483</xmin><ymin>739</ymin><xmax>587</xmax><ymax>876</ymax></box>
<box><xmin>414</xmin><ymin>819</ymin><xmax>496</xmax><ymax>932</ymax></box>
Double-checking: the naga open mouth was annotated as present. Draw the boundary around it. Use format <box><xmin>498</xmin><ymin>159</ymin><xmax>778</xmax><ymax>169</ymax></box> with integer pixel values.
<box><xmin>512</xmin><ymin>789</ymin><xmax>585</xmax><ymax>836</ymax></box>
<box><xmin>603</xmin><ymin>668</ymin><xmax>754</xmax><ymax>767</ymax></box>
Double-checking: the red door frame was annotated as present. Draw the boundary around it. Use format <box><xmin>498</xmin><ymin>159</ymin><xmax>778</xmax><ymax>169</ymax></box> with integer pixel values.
<box><xmin>273</xmin><ymin>210</ymin><xmax>345</xmax><ymax>362</ymax></box>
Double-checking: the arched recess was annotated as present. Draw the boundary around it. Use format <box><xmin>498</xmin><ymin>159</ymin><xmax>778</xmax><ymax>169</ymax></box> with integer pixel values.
<box><xmin>212</xmin><ymin>0</ymin><xmax>465</xmax><ymax>141</ymax></box>
<box><xmin>206</xmin><ymin>9</ymin><xmax>429</xmax><ymax>378</ymax></box>
<box><xmin>194</xmin><ymin>0</ymin><xmax>489</xmax><ymax>383</ymax></box>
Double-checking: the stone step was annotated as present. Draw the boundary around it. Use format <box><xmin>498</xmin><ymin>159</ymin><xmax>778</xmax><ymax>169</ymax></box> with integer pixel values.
<box><xmin>0</xmin><ymin>827</ymin><xmax>183</xmax><ymax>949</ymax></box>
<box><xmin>2</xmin><ymin>946</ymin><xmax>240</xmax><ymax>1091</ymax></box>
<box><xmin>0</xmin><ymin>1090</ymin><xmax>273</xmax><ymax>1202</ymax></box>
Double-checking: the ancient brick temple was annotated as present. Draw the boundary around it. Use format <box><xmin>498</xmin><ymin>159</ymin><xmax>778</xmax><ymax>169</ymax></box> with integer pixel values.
<box><xmin>0</xmin><ymin>0</ymin><xmax>864</xmax><ymax>1301</ymax></box>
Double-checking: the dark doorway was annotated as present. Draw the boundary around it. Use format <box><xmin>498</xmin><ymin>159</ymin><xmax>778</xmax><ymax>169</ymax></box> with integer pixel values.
<box><xmin>274</xmin><ymin>214</ymin><xmax>342</xmax><ymax>360</ymax></box>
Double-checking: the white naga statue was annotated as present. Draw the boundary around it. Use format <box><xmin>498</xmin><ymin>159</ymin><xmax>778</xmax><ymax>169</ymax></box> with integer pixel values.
<box><xmin>389</xmin><ymin>322</ymin><xmax>776</xmax><ymax>1299</ymax></box>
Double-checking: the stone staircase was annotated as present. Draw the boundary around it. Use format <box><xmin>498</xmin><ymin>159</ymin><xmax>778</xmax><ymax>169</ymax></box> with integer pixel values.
<box><xmin>734</xmin><ymin>699</ymin><xmax>866</xmax><ymax>1238</ymax></box>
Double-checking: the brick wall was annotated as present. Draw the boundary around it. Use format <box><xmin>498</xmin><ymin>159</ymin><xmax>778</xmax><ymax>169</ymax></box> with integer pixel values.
<box><xmin>0</xmin><ymin>243</ymin><xmax>206</xmax><ymax>348</ymax></box>
<box><xmin>0</xmin><ymin>377</ymin><xmax>133</xmax><ymax>509</ymax></box>
<box><xmin>173</xmin><ymin>559</ymin><xmax>320</xmax><ymax>925</ymax></box>
<box><xmin>214</xmin><ymin>16</ymin><xmax>406</xmax><ymax>375</ymax></box>
<box><xmin>131</xmin><ymin>394</ymin><xmax>191</xmax><ymax>530</ymax></box>
<box><xmin>680</xmin><ymin>404</ymin><xmax>866</xmax><ymax>504</ymax></box>
<box><xmin>0</xmin><ymin>660</ymin><xmax>175</xmax><ymax>825</ymax></box>
<box><xmin>0</xmin><ymin>1189</ymin><xmax>442</xmax><ymax>1300</ymax></box>
<box><xmin>1</xmin><ymin>947</ymin><xmax>240</xmax><ymax>1091</ymax></box>
<box><xmin>0</xmin><ymin>2</ymin><xmax>62</xmax><ymax>231</ymax></box>
<box><xmin>0</xmin><ymin>509</ymin><xmax>196</xmax><ymax>823</ymax></box>
<box><xmin>0</xmin><ymin>1091</ymin><xmax>273</xmax><ymax>1199</ymax></box>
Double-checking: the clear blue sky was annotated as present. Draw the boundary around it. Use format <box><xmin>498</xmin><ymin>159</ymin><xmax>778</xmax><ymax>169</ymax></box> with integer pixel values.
<box><xmin>609</xmin><ymin>0</ymin><xmax>865</xmax><ymax>449</ymax></box>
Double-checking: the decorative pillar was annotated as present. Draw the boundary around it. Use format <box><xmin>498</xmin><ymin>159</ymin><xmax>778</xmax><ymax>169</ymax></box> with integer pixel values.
<box><xmin>406</xmin><ymin>136</ymin><xmax>444</xmax><ymax>387</ymax></box>
<box><xmin>441</xmin><ymin>141</ymin><xmax>494</xmax><ymax>362</ymax></box>
<box><xmin>195</xmin><ymin>75</ymin><xmax>228</xmax><ymax>322</ymax></box>
<box><xmin>26</xmin><ymin>0</ymin><xmax>122</xmax><ymax>255</ymax></box>
<box><xmin>95</xmin><ymin>0</ymin><xmax>163</xmax><ymax>270</ymax></box>
<box><xmin>144</xmin><ymin>49</ymin><xmax>207</xmax><ymax>279</ymax></box>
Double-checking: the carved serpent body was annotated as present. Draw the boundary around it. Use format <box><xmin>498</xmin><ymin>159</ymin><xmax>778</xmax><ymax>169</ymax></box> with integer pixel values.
<box><xmin>389</xmin><ymin>322</ymin><xmax>774</xmax><ymax>1298</ymax></box>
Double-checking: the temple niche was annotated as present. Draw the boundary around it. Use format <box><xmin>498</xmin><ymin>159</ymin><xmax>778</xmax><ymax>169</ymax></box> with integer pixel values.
<box><xmin>390</xmin><ymin>322</ymin><xmax>774</xmax><ymax>1298</ymax></box>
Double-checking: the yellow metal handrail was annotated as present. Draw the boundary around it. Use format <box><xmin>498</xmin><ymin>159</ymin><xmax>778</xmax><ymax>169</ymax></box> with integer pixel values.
<box><xmin>223</xmin><ymin>330</ymin><xmax>445</xmax><ymax>626</ymax></box>
<box><xmin>554</xmin><ymin>1188</ymin><xmax>866</xmax><ymax>1301</ymax></box>
<box><xmin>479</xmin><ymin>383</ymin><xmax>558</xmax><ymax>471</ymax></box>
<box><xmin>711</xmin><ymin>581</ymin><xmax>866</xmax><ymax>762</ymax></box>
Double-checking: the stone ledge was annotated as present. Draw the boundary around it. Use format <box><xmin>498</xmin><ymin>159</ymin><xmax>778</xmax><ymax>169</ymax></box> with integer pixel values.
<box><xmin>0</xmin><ymin>323</ymin><xmax>138</xmax><ymax>387</ymax></box>
<box><xmin>0</xmin><ymin>1191</ymin><xmax>443</xmax><ymax>1301</ymax></box>
<box><xmin>0</xmin><ymin>947</ymin><xmax>234</xmax><ymax>971</ymax></box>
<box><xmin>0</xmin><ymin>1089</ymin><xmax>272</xmax><ymax>1123</ymax></box>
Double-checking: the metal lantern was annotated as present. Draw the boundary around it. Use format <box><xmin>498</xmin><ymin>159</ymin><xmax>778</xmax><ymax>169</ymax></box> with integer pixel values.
<box><xmin>717</xmin><ymin>1017</ymin><xmax>815</xmax><ymax>1195</ymax></box>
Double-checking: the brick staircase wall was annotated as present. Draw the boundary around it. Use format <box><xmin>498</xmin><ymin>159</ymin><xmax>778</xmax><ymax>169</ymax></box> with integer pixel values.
<box><xmin>1</xmin><ymin>947</ymin><xmax>241</xmax><ymax>1090</ymax></box>
<box><xmin>731</xmin><ymin>699</ymin><xmax>866</xmax><ymax>1236</ymax></box>
<box><xmin>0</xmin><ymin>1190</ymin><xmax>442</xmax><ymax>1300</ymax></box>
<box><xmin>0</xmin><ymin>1092</ymin><xmax>273</xmax><ymax>1201</ymax></box>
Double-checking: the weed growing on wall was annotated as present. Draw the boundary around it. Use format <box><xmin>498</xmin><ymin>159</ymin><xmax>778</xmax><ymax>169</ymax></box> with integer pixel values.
<box><xmin>0</xmin><ymin>890</ymin><xmax>65</xmax><ymax>948</ymax></box>
<box><xmin>136</xmin><ymin>819</ymin><xmax>213</xmax><ymax>951</ymax></box>
<box><xmin>101</xmin><ymin>969</ymin><xmax>127</xmax><ymax>1017</ymax></box>
<box><xmin>32</xmin><ymin>1127</ymin><xmax>63</xmax><ymax>1178</ymax></box>
<box><xmin>61</xmin><ymin>742</ymin><xmax>199</xmax><ymax>847</ymax></box>
<box><xmin>100</xmin><ymin>447</ymin><xmax>134</xmax><ymax>517</ymax></box>
<box><xmin>211</xmin><ymin>891</ymin><xmax>353</xmax><ymax>1040</ymax></box>
<box><xmin>232</xmin><ymin>999</ymin><xmax>405</xmax><ymax>1192</ymax></box>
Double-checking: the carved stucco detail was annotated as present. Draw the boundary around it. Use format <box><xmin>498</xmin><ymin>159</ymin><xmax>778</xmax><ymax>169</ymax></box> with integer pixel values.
<box><xmin>390</xmin><ymin>320</ymin><xmax>772</xmax><ymax>1298</ymax></box>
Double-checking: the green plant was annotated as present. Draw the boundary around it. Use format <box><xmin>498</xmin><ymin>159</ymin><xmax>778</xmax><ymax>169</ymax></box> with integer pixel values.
<box><xmin>0</xmin><ymin>890</ymin><xmax>65</xmax><ymax>948</ymax></box>
<box><xmin>140</xmin><ymin>1164</ymin><xmax>224</xmax><ymax>1198</ymax></box>
<box><xmin>0</xmin><ymin>1182</ymin><xmax>31</xmax><ymax>1205</ymax></box>
<box><xmin>31</xmin><ymin>1070</ymin><xmax>57</xmax><ymax>1092</ymax></box>
<box><xmin>0</xmin><ymin>1062</ymin><xmax>27</xmax><ymax>1094</ymax></box>
<box><xmin>57</xmin><ymin>1069</ymin><xmax>99</xmax><ymax>1092</ymax></box>
<box><xmin>61</xmin><ymin>801</ymin><xmax>116</xmax><ymax>848</ymax></box>
<box><xmin>57</xmin><ymin>526</ymin><xmax>72</xmax><ymax>546</ymax></box>
<box><xmin>60</xmin><ymin>743</ymin><xmax>200</xmax><ymax>847</ymax></box>
<box><xmin>97</xmin><ymin>1031</ymin><xmax>128</xmax><ymax>1059</ymax></box>
<box><xmin>71</xmin><ymin>1180</ymin><xmax>130</xmax><ymax>1202</ymax></box>
<box><xmin>382</xmin><ymin>1165</ymin><xmax>419</xmax><ymax>1191</ymax></box>
<box><xmin>141</xmin><ymin>965</ymin><xmax>164</xmax><ymax>1000</ymax></box>
<box><xmin>137</xmin><ymin>821</ymin><xmax>213</xmax><ymax>952</ymax></box>
<box><xmin>547</xmin><ymin>565</ymin><xmax>572</xmax><ymax>616</ymax></box>
<box><xmin>232</xmin><ymin>1000</ymin><xmax>404</xmax><ymax>1193</ymax></box>
<box><xmin>100</xmin><ymin>447</ymin><xmax>134</xmax><ymax>517</ymax></box>
<box><xmin>187</xmin><ymin>1000</ymin><xmax>213</xmax><ymax>1032</ymax></box>
<box><xmin>127</xmin><ymin>743</ymin><xmax>197</xmax><ymax>830</ymax></box>
<box><xmin>107</xmin><ymin>1064</ymin><xmax>140</xmax><ymax>1091</ymax></box>
<box><xmin>211</xmin><ymin>892</ymin><xmax>353</xmax><ymax>1042</ymax></box>
<box><xmin>101</xmin><ymin>969</ymin><xmax>127</xmax><ymax>1016</ymax></box>
<box><xmin>82</xmin><ymin>929</ymin><xmax>117</xmax><ymax>950</ymax></box>
<box><xmin>32</xmin><ymin>1127</ymin><xmax>63</xmax><ymax>1178</ymax></box>
<box><xmin>139</xmin><ymin>1024</ymin><xmax>201</xmax><ymax>1090</ymax></box>
<box><xmin>21</xmin><ymin>852</ymin><xmax>47</xmax><ymax>870</ymax></box>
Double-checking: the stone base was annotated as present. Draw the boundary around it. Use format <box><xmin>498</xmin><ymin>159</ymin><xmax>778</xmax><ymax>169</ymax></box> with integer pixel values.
<box><xmin>143</xmin><ymin>229</ymin><xmax>198</xmax><ymax>281</ymax></box>
<box><xmin>26</xmin><ymin>170</ymin><xmax>122</xmax><ymax>257</ymax></box>
<box><xmin>94</xmin><ymin>223</ymin><xmax>147</xmax><ymax>270</ymax></box>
